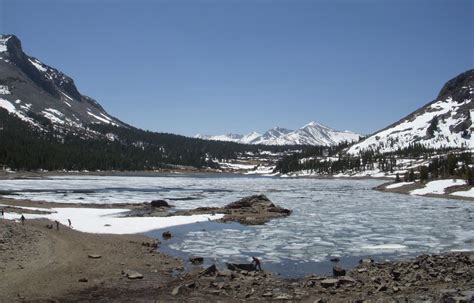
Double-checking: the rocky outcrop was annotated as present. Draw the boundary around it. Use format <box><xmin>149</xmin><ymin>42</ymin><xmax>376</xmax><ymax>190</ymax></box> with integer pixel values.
<box><xmin>174</xmin><ymin>194</ymin><xmax>291</xmax><ymax>225</ymax></box>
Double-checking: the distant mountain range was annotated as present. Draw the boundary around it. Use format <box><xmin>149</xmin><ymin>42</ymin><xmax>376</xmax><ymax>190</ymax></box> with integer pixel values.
<box><xmin>196</xmin><ymin>122</ymin><xmax>362</xmax><ymax>146</ymax></box>
<box><xmin>347</xmin><ymin>69</ymin><xmax>473</xmax><ymax>154</ymax></box>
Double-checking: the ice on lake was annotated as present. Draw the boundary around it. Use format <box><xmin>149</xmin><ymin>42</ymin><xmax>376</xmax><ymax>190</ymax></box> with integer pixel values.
<box><xmin>1</xmin><ymin>174</ymin><xmax>473</xmax><ymax>276</ymax></box>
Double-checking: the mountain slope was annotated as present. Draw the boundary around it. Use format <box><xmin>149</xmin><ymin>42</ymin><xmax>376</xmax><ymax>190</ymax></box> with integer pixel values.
<box><xmin>347</xmin><ymin>70</ymin><xmax>474</xmax><ymax>154</ymax></box>
<box><xmin>196</xmin><ymin>123</ymin><xmax>361</xmax><ymax>146</ymax></box>
<box><xmin>0</xmin><ymin>34</ymin><xmax>125</xmax><ymax>137</ymax></box>
<box><xmin>0</xmin><ymin>34</ymin><xmax>303</xmax><ymax>171</ymax></box>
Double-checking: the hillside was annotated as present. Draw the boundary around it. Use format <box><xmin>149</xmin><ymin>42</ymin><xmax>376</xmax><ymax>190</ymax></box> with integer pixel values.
<box><xmin>347</xmin><ymin>70</ymin><xmax>473</xmax><ymax>154</ymax></box>
<box><xmin>0</xmin><ymin>34</ymin><xmax>302</xmax><ymax>171</ymax></box>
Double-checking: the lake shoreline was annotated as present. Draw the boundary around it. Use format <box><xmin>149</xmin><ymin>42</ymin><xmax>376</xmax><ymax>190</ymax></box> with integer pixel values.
<box><xmin>375</xmin><ymin>180</ymin><xmax>474</xmax><ymax>202</ymax></box>
<box><xmin>1</xmin><ymin>213</ymin><xmax>473</xmax><ymax>302</ymax></box>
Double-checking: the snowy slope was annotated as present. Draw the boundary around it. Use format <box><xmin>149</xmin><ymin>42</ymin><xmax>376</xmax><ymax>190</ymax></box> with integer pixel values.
<box><xmin>347</xmin><ymin>70</ymin><xmax>474</xmax><ymax>154</ymax></box>
<box><xmin>196</xmin><ymin>122</ymin><xmax>361</xmax><ymax>146</ymax></box>
<box><xmin>0</xmin><ymin>34</ymin><xmax>125</xmax><ymax>136</ymax></box>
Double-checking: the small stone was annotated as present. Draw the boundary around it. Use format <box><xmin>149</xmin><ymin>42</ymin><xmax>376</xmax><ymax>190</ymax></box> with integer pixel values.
<box><xmin>171</xmin><ymin>285</ymin><xmax>181</xmax><ymax>296</ymax></box>
<box><xmin>122</xmin><ymin>269</ymin><xmax>143</xmax><ymax>279</ymax></box>
<box><xmin>275</xmin><ymin>294</ymin><xmax>292</xmax><ymax>300</ymax></box>
<box><xmin>88</xmin><ymin>254</ymin><xmax>101</xmax><ymax>259</ymax></box>
<box><xmin>78</xmin><ymin>278</ymin><xmax>88</xmax><ymax>283</ymax></box>
<box><xmin>262</xmin><ymin>292</ymin><xmax>273</xmax><ymax>297</ymax></box>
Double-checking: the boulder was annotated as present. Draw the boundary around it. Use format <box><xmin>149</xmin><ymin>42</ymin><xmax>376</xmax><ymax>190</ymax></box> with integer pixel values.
<box><xmin>225</xmin><ymin>194</ymin><xmax>274</xmax><ymax>209</ymax></box>
<box><xmin>227</xmin><ymin>263</ymin><xmax>257</xmax><ymax>272</ymax></box>
<box><xmin>150</xmin><ymin>200</ymin><xmax>171</xmax><ymax>208</ymax></box>
<box><xmin>162</xmin><ymin>231</ymin><xmax>172</xmax><ymax>239</ymax></box>
<box><xmin>189</xmin><ymin>256</ymin><xmax>204</xmax><ymax>264</ymax></box>
<box><xmin>333</xmin><ymin>266</ymin><xmax>346</xmax><ymax>277</ymax></box>
<box><xmin>199</xmin><ymin>264</ymin><xmax>217</xmax><ymax>276</ymax></box>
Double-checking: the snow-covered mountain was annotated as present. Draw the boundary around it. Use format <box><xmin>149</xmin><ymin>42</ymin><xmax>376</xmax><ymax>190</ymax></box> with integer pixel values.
<box><xmin>347</xmin><ymin>69</ymin><xmax>474</xmax><ymax>154</ymax></box>
<box><xmin>196</xmin><ymin>122</ymin><xmax>361</xmax><ymax>146</ymax></box>
<box><xmin>0</xmin><ymin>34</ymin><xmax>125</xmax><ymax>136</ymax></box>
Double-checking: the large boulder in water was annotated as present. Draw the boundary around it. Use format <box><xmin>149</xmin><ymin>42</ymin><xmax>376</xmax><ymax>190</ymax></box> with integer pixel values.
<box><xmin>150</xmin><ymin>200</ymin><xmax>171</xmax><ymax>208</ymax></box>
<box><xmin>224</xmin><ymin>194</ymin><xmax>274</xmax><ymax>209</ymax></box>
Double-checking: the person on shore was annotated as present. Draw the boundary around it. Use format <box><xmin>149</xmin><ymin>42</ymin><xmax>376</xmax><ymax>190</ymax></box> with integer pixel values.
<box><xmin>55</xmin><ymin>220</ymin><xmax>60</xmax><ymax>230</ymax></box>
<box><xmin>251</xmin><ymin>256</ymin><xmax>262</xmax><ymax>271</ymax></box>
<box><xmin>1</xmin><ymin>208</ymin><xmax>4</xmax><ymax>218</ymax></box>
<box><xmin>20</xmin><ymin>214</ymin><xmax>25</xmax><ymax>225</ymax></box>
<box><xmin>68</xmin><ymin>219</ymin><xmax>71</xmax><ymax>228</ymax></box>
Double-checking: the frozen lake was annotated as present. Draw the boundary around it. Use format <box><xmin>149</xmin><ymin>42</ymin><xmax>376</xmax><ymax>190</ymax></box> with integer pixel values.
<box><xmin>1</xmin><ymin>174</ymin><xmax>473</xmax><ymax>277</ymax></box>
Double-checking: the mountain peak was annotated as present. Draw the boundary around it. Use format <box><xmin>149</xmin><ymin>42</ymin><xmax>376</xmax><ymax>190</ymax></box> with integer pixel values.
<box><xmin>196</xmin><ymin>122</ymin><xmax>361</xmax><ymax>146</ymax></box>
<box><xmin>0</xmin><ymin>34</ymin><xmax>21</xmax><ymax>54</ymax></box>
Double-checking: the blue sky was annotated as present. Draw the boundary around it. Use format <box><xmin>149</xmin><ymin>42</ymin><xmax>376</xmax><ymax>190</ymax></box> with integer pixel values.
<box><xmin>1</xmin><ymin>0</ymin><xmax>472</xmax><ymax>136</ymax></box>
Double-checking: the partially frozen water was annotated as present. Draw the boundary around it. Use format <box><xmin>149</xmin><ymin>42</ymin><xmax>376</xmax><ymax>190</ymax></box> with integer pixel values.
<box><xmin>1</xmin><ymin>174</ymin><xmax>473</xmax><ymax>277</ymax></box>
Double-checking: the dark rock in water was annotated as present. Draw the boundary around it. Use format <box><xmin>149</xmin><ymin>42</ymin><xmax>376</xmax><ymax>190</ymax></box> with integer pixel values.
<box><xmin>162</xmin><ymin>231</ymin><xmax>172</xmax><ymax>239</ymax></box>
<box><xmin>150</xmin><ymin>200</ymin><xmax>171</xmax><ymax>208</ymax></box>
<box><xmin>330</xmin><ymin>257</ymin><xmax>340</xmax><ymax>263</ymax></box>
<box><xmin>199</xmin><ymin>264</ymin><xmax>217</xmax><ymax>276</ymax></box>
<box><xmin>227</xmin><ymin>263</ymin><xmax>257</xmax><ymax>272</ymax></box>
<box><xmin>333</xmin><ymin>266</ymin><xmax>346</xmax><ymax>277</ymax></box>
<box><xmin>189</xmin><ymin>256</ymin><xmax>204</xmax><ymax>264</ymax></box>
<box><xmin>225</xmin><ymin>194</ymin><xmax>275</xmax><ymax>209</ymax></box>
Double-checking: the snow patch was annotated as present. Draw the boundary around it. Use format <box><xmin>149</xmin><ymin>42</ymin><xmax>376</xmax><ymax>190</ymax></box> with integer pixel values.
<box><xmin>0</xmin><ymin>85</ymin><xmax>11</xmax><ymax>95</ymax></box>
<box><xmin>410</xmin><ymin>179</ymin><xmax>467</xmax><ymax>196</ymax></box>
<box><xmin>4</xmin><ymin>207</ymin><xmax>224</xmax><ymax>235</ymax></box>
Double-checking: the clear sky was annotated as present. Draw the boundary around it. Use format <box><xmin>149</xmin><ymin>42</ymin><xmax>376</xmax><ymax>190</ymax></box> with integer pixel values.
<box><xmin>1</xmin><ymin>0</ymin><xmax>472</xmax><ymax>136</ymax></box>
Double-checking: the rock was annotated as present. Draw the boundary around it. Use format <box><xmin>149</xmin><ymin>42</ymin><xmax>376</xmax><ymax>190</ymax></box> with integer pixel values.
<box><xmin>275</xmin><ymin>294</ymin><xmax>292</xmax><ymax>300</ymax></box>
<box><xmin>88</xmin><ymin>254</ymin><xmax>101</xmax><ymax>259</ymax></box>
<box><xmin>78</xmin><ymin>278</ymin><xmax>88</xmax><ymax>283</ymax></box>
<box><xmin>162</xmin><ymin>231</ymin><xmax>172</xmax><ymax>239</ymax></box>
<box><xmin>199</xmin><ymin>264</ymin><xmax>217</xmax><ymax>276</ymax></box>
<box><xmin>377</xmin><ymin>285</ymin><xmax>388</xmax><ymax>292</ymax></box>
<box><xmin>189</xmin><ymin>256</ymin><xmax>204</xmax><ymax>264</ymax></box>
<box><xmin>122</xmin><ymin>269</ymin><xmax>143</xmax><ymax>279</ymax></box>
<box><xmin>227</xmin><ymin>263</ymin><xmax>256</xmax><ymax>272</ymax></box>
<box><xmin>262</xmin><ymin>292</ymin><xmax>273</xmax><ymax>297</ymax></box>
<box><xmin>171</xmin><ymin>285</ymin><xmax>181</xmax><ymax>296</ymax></box>
<box><xmin>150</xmin><ymin>200</ymin><xmax>171</xmax><ymax>208</ymax></box>
<box><xmin>391</xmin><ymin>270</ymin><xmax>402</xmax><ymax>280</ymax></box>
<box><xmin>225</xmin><ymin>195</ymin><xmax>274</xmax><ymax>209</ymax></box>
<box><xmin>338</xmin><ymin>276</ymin><xmax>356</xmax><ymax>284</ymax></box>
<box><xmin>333</xmin><ymin>266</ymin><xmax>346</xmax><ymax>277</ymax></box>
<box><xmin>359</xmin><ymin>258</ymin><xmax>374</xmax><ymax>265</ymax></box>
<box><xmin>330</xmin><ymin>257</ymin><xmax>340</xmax><ymax>262</ymax></box>
<box><xmin>320</xmin><ymin>278</ymin><xmax>339</xmax><ymax>288</ymax></box>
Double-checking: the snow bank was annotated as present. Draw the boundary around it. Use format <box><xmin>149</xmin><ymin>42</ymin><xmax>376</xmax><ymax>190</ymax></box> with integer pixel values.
<box><xmin>385</xmin><ymin>182</ymin><xmax>414</xmax><ymax>189</ymax></box>
<box><xmin>410</xmin><ymin>179</ymin><xmax>467</xmax><ymax>196</ymax></box>
<box><xmin>451</xmin><ymin>188</ymin><xmax>474</xmax><ymax>198</ymax></box>
<box><xmin>4</xmin><ymin>206</ymin><xmax>224</xmax><ymax>234</ymax></box>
